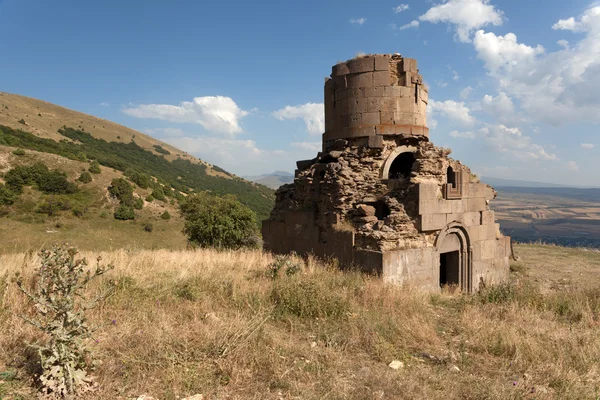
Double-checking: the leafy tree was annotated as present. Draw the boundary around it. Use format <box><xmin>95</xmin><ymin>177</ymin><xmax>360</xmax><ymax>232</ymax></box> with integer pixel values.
<box><xmin>133</xmin><ymin>197</ymin><xmax>144</xmax><ymax>210</ymax></box>
<box><xmin>151</xmin><ymin>186</ymin><xmax>166</xmax><ymax>201</ymax></box>
<box><xmin>78</xmin><ymin>171</ymin><xmax>92</xmax><ymax>183</ymax></box>
<box><xmin>4</xmin><ymin>162</ymin><xmax>76</xmax><ymax>195</ymax></box>
<box><xmin>145</xmin><ymin>194</ymin><xmax>154</xmax><ymax>202</ymax></box>
<box><xmin>88</xmin><ymin>160</ymin><xmax>101</xmax><ymax>174</ymax></box>
<box><xmin>180</xmin><ymin>193</ymin><xmax>258</xmax><ymax>249</ymax></box>
<box><xmin>0</xmin><ymin>184</ymin><xmax>16</xmax><ymax>205</ymax></box>
<box><xmin>114</xmin><ymin>205</ymin><xmax>135</xmax><ymax>220</ymax></box>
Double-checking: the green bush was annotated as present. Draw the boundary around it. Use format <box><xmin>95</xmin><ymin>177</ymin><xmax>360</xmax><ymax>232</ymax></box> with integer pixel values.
<box><xmin>114</xmin><ymin>205</ymin><xmax>135</xmax><ymax>220</ymax></box>
<box><xmin>88</xmin><ymin>160</ymin><xmax>101</xmax><ymax>174</ymax></box>
<box><xmin>0</xmin><ymin>184</ymin><xmax>16</xmax><ymax>206</ymax></box>
<box><xmin>133</xmin><ymin>197</ymin><xmax>144</xmax><ymax>210</ymax></box>
<box><xmin>180</xmin><ymin>193</ymin><xmax>258</xmax><ymax>249</ymax></box>
<box><xmin>126</xmin><ymin>170</ymin><xmax>151</xmax><ymax>189</ymax></box>
<box><xmin>4</xmin><ymin>162</ymin><xmax>77</xmax><ymax>195</ymax></box>
<box><xmin>160</xmin><ymin>210</ymin><xmax>171</xmax><ymax>220</ymax></box>
<box><xmin>78</xmin><ymin>171</ymin><xmax>92</xmax><ymax>183</ymax></box>
<box><xmin>145</xmin><ymin>194</ymin><xmax>154</xmax><ymax>202</ymax></box>
<box><xmin>108</xmin><ymin>178</ymin><xmax>134</xmax><ymax>206</ymax></box>
<box><xmin>36</xmin><ymin>198</ymin><xmax>71</xmax><ymax>216</ymax></box>
<box><xmin>151</xmin><ymin>186</ymin><xmax>166</xmax><ymax>201</ymax></box>
<box><xmin>153</xmin><ymin>145</ymin><xmax>170</xmax><ymax>155</ymax></box>
<box><xmin>143</xmin><ymin>223</ymin><xmax>153</xmax><ymax>232</ymax></box>
<box><xmin>12</xmin><ymin>148</ymin><xmax>26</xmax><ymax>156</ymax></box>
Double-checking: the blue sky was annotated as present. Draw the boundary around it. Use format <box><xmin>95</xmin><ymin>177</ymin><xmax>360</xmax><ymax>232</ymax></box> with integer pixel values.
<box><xmin>1</xmin><ymin>0</ymin><xmax>599</xmax><ymax>185</ymax></box>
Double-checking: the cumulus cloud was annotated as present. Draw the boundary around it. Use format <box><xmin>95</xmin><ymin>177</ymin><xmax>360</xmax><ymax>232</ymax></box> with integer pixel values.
<box><xmin>429</xmin><ymin>99</ymin><xmax>476</xmax><ymax>127</ymax></box>
<box><xmin>552</xmin><ymin>7</ymin><xmax>600</xmax><ymax>33</ymax></box>
<box><xmin>350</xmin><ymin>18</ymin><xmax>366</xmax><ymax>25</ymax></box>
<box><xmin>480</xmin><ymin>124</ymin><xmax>557</xmax><ymax>161</ymax></box>
<box><xmin>581</xmin><ymin>143</ymin><xmax>595</xmax><ymax>149</ymax></box>
<box><xmin>99</xmin><ymin>102</ymin><xmax>110</xmax><ymax>107</ymax></box>
<box><xmin>399</xmin><ymin>20</ymin><xmax>420</xmax><ymax>30</ymax></box>
<box><xmin>143</xmin><ymin>128</ymin><xmax>185</xmax><ymax>138</ymax></box>
<box><xmin>272</xmin><ymin>103</ymin><xmax>324</xmax><ymax>135</ymax></box>
<box><xmin>472</xmin><ymin>5</ymin><xmax>600</xmax><ymax>125</ymax></box>
<box><xmin>291</xmin><ymin>141</ymin><xmax>321</xmax><ymax>152</ymax></box>
<box><xmin>449</xmin><ymin>130</ymin><xmax>476</xmax><ymax>139</ymax></box>
<box><xmin>394</xmin><ymin>4</ymin><xmax>410</xmax><ymax>13</ymax></box>
<box><xmin>481</xmin><ymin>92</ymin><xmax>516</xmax><ymax>123</ymax></box>
<box><xmin>122</xmin><ymin>96</ymin><xmax>249</xmax><ymax>136</ymax></box>
<box><xmin>419</xmin><ymin>0</ymin><xmax>504</xmax><ymax>42</ymax></box>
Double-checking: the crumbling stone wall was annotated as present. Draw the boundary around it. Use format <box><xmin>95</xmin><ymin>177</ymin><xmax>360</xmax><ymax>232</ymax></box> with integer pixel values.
<box><xmin>263</xmin><ymin>54</ymin><xmax>510</xmax><ymax>292</ymax></box>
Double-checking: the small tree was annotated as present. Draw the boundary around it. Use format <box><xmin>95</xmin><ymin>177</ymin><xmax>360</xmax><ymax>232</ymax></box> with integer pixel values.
<box><xmin>16</xmin><ymin>245</ymin><xmax>114</xmax><ymax>398</ymax></box>
<box><xmin>133</xmin><ymin>197</ymin><xmax>143</xmax><ymax>210</ymax></box>
<box><xmin>108</xmin><ymin>178</ymin><xmax>134</xmax><ymax>206</ymax></box>
<box><xmin>88</xmin><ymin>160</ymin><xmax>101</xmax><ymax>174</ymax></box>
<box><xmin>160</xmin><ymin>210</ymin><xmax>171</xmax><ymax>220</ymax></box>
<box><xmin>114</xmin><ymin>204</ymin><xmax>135</xmax><ymax>220</ymax></box>
<box><xmin>180</xmin><ymin>193</ymin><xmax>258</xmax><ymax>249</ymax></box>
<box><xmin>12</xmin><ymin>148</ymin><xmax>26</xmax><ymax>156</ymax></box>
<box><xmin>78</xmin><ymin>172</ymin><xmax>92</xmax><ymax>184</ymax></box>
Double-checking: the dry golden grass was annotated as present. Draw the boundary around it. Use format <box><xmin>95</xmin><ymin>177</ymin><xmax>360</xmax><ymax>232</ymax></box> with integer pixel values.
<box><xmin>1</xmin><ymin>245</ymin><xmax>600</xmax><ymax>399</ymax></box>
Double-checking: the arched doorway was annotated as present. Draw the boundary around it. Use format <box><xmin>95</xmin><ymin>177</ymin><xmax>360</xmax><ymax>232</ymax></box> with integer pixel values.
<box><xmin>435</xmin><ymin>223</ymin><xmax>472</xmax><ymax>293</ymax></box>
<box><xmin>381</xmin><ymin>145</ymin><xmax>417</xmax><ymax>180</ymax></box>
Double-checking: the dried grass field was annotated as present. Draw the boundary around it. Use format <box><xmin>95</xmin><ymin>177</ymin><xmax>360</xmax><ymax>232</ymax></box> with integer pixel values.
<box><xmin>1</xmin><ymin>244</ymin><xmax>600</xmax><ymax>399</ymax></box>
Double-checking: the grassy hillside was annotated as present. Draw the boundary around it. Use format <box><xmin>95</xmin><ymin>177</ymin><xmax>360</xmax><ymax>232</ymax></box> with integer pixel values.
<box><xmin>0</xmin><ymin>92</ymin><xmax>275</xmax><ymax>221</ymax></box>
<box><xmin>0</xmin><ymin>145</ymin><xmax>188</xmax><ymax>252</ymax></box>
<box><xmin>1</xmin><ymin>244</ymin><xmax>599</xmax><ymax>399</ymax></box>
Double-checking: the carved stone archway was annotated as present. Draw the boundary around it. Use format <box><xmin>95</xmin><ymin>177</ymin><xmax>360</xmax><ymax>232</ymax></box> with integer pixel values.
<box><xmin>380</xmin><ymin>145</ymin><xmax>417</xmax><ymax>179</ymax></box>
<box><xmin>435</xmin><ymin>222</ymin><xmax>473</xmax><ymax>293</ymax></box>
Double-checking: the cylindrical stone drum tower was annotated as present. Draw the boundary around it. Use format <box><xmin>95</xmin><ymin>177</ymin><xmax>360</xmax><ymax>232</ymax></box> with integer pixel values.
<box><xmin>323</xmin><ymin>54</ymin><xmax>429</xmax><ymax>151</ymax></box>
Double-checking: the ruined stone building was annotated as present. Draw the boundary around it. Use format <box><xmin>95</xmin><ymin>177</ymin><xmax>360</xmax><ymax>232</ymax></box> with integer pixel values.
<box><xmin>262</xmin><ymin>54</ymin><xmax>510</xmax><ymax>292</ymax></box>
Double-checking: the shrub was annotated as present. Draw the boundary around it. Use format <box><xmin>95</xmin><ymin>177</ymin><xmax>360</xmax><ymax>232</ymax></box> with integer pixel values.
<box><xmin>114</xmin><ymin>205</ymin><xmax>135</xmax><ymax>220</ymax></box>
<box><xmin>78</xmin><ymin>171</ymin><xmax>92</xmax><ymax>183</ymax></box>
<box><xmin>4</xmin><ymin>163</ymin><xmax>77</xmax><ymax>195</ymax></box>
<box><xmin>145</xmin><ymin>195</ymin><xmax>154</xmax><ymax>202</ymax></box>
<box><xmin>88</xmin><ymin>160</ymin><xmax>101</xmax><ymax>174</ymax></box>
<box><xmin>267</xmin><ymin>255</ymin><xmax>302</xmax><ymax>280</ymax></box>
<box><xmin>12</xmin><ymin>148</ymin><xmax>26</xmax><ymax>156</ymax></box>
<box><xmin>15</xmin><ymin>245</ymin><xmax>114</xmax><ymax>397</ymax></box>
<box><xmin>108</xmin><ymin>178</ymin><xmax>134</xmax><ymax>206</ymax></box>
<box><xmin>18</xmin><ymin>118</ymin><xmax>26</xmax><ymax>125</ymax></box>
<box><xmin>0</xmin><ymin>184</ymin><xmax>16</xmax><ymax>206</ymax></box>
<box><xmin>126</xmin><ymin>171</ymin><xmax>151</xmax><ymax>189</ymax></box>
<box><xmin>151</xmin><ymin>186</ymin><xmax>166</xmax><ymax>201</ymax></box>
<box><xmin>160</xmin><ymin>210</ymin><xmax>171</xmax><ymax>220</ymax></box>
<box><xmin>143</xmin><ymin>222</ymin><xmax>153</xmax><ymax>232</ymax></box>
<box><xmin>133</xmin><ymin>197</ymin><xmax>144</xmax><ymax>210</ymax></box>
<box><xmin>180</xmin><ymin>193</ymin><xmax>258</xmax><ymax>249</ymax></box>
<box><xmin>36</xmin><ymin>198</ymin><xmax>71</xmax><ymax>216</ymax></box>
<box><xmin>153</xmin><ymin>144</ymin><xmax>170</xmax><ymax>155</ymax></box>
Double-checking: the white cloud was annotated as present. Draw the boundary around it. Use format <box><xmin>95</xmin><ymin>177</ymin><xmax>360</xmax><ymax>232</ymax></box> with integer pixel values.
<box><xmin>419</xmin><ymin>0</ymin><xmax>504</xmax><ymax>42</ymax></box>
<box><xmin>481</xmin><ymin>124</ymin><xmax>557</xmax><ymax>161</ymax></box>
<box><xmin>350</xmin><ymin>18</ymin><xmax>366</xmax><ymax>25</ymax></box>
<box><xmin>435</xmin><ymin>80</ymin><xmax>449</xmax><ymax>88</ymax></box>
<box><xmin>291</xmin><ymin>141</ymin><xmax>321</xmax><ymax>152</ymax></box>
<box><xmin>429</xmin><ymin>99</ymin><xmax>476</xmax><ymax>127</ymax></box>
<box><xmin>449</xmin><ymin>130</ymin><xmax>475</xmax><ymax>139</ymax></box>
<box><xmin>99</xmin><ymin>102</ymin><xmax>110</xmax><ymax>107</ymax></box>
<box><xmin>460</xmin><ymin>86</ymin><xmax>473</xmax><ymax>99</ymax></box>
<box><xmin>122</xmin><ymin>96</ymin><xmax>249</xmax><ymax>136</ymax></box>
<box><xmin>143</xmin><ymin>128</ymin><xmax>185</xmax><ymax>138</ymax></box>
<box><xmin>481</xmin><ymin>92</ymin><xmax>516</xmax><ymax>123</ymax></box>
<box><xmin>394</xmin><ymin>4</ymin><xmax>410</xmax><ymax>13</ymax></box>
<box><xmin>567</xmin><ymin>161</ymin><xmax>580</xmax><ymax>171</ymax></box>
<box><xmin>581</xmin><ymin>143</ymin><xmax>595</xmax><ymax>149</ymax></box>
<box><xmin>399</xmin><ymin>20</ymin><xmax>420</xmax><ymax>30</ymax></box>
<box><xmin>552</xmin><ymin>7</ymin><xmax>600</xmax><ymax>33</ymax></box>
<box><xmin>473</xmin><ymin>8</ymin><xmax>600</xmax><ymax>126</ymax></box>
<box><xmin>448</xmin><ymin>65</ymin><xmax>460</xmax><ymax>81</ymax></box>
<box><xmin>557</xmin><ymin>39</ymin><xmax>570</xmax><ymax>50</ymax></box>
<box><xmin>272</xmin><ymin>103</ymin><xmax>324</xmax><ymax>135</ymax></box>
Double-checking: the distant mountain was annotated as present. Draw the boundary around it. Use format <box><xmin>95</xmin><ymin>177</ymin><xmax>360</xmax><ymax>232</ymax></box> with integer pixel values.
<box><xmin>481</xmin><ymin>176</ymin><xmax>570</xmax><ymax>188</ymax></box>
<box><xmin>245</xmin><ymin>171</ymin><xmax>294</xmax><ymax>189</ymax></box>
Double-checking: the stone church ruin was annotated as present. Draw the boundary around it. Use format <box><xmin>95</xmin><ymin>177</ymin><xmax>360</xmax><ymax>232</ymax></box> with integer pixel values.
<box><xmin>262</xmin><ymin>54</ymin><xmax>510</xmax><ymax>292</ymax></box>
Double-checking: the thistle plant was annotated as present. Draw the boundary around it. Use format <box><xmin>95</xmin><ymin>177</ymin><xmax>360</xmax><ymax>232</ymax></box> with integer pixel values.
<box><xmin>16</xmin><ymin>245</ymin><xmax>114</xmax><ymax>399</ymax></box>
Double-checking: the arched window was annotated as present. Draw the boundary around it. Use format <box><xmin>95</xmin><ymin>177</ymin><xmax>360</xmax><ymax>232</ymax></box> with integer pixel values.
<box><xmin>388</xmin><ymin>152</ymin><xmax>415</xmax><ymax>179</ymax></box>
<box><xmin>447</xmin><ymin>166</ymin><xmax>456</xmax><ymax>188</ymax></box>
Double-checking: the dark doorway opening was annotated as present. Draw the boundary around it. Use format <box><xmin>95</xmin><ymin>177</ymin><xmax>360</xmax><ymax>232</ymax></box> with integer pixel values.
<box><xmin>440</xmin><ymin>251</ymin><xmax>460</xmax><ymax>287</ymax></box>
<box><xmin>388</xmin><ymin>152</ymin><xmax>415</xmax><ymax>179</ymax></box>
<box><xmin>366</xmin><ymin>201</ymin><xmax>391</xmax><ymax>221</ymax></box>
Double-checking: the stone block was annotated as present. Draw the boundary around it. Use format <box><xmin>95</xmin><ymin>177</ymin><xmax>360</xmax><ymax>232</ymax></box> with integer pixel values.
<box><xmin>451</xmin><ymin>200</ymin><xmax>465</xmax><ymax>214</ymax></box>
<box><xmin>361</xmin><ymin>112</ymin><xmax>380</xmax><ymax>125</ymax></box>
<box><xmin>356</xmin><ymin>204</ymin><xmax>376</xmax><ymax>216</ymax></box>
<box><xmin>348</xmin><ymin>113</ymin><xmax>361</xmax><ymax>128</ymax></box>
<box><xmin>347</xmin><ymin>57</ymin><xmax>375</xmax><ymax>74</ymax></box>
<box><xmin>479</xmin><ymin>240</ymin><xmax>497</xmax><ymax>261</ymax></box>
<box><xmin>479</xmin><ymin>223</ymin><xmax>499</xmax><ymax>240</ymax></box>
<box><xmin>374</xmin><ymin>56</ymin><xmax>390</xmax><ymax>71</ymax></box>
<box><xmin>467</xmin><ymin>183</ymin><xmax>486</xmax><ymax>198</ymax></box>
<box><xmin>383</xmin><ymin>86</ymin><xmax>403</xmax><ymax>97</ymax></box>
<box><xmin>481</xmin><ymin>210</ymin><xmax>495</xmax><ymax>225</ymax></box>
<box><xmin>332</xmin><ymin>62</ymin><xmax>350</xmax><ymax>76</ymax></box>
<box><xmin>354</xmin><ymin>250</ymin><xmax>383</xmax><ymax>274</ymax></box>
<box><xmin>420</xmin><ymin>214</ymin><xmax>447</xmax><ymax>231</ymax></box>
<box><xmin>495</xmin><ymin>239</ymin><xmax>506</xmax><ymax>259</ymax></box>
<box><xmin>367</xmin><ymin>97</ymin><xmax>382</xmax><ymax>113</ymax></box>
<box><xmin>380</xmin><ymin>111</ymin><xmax>394</xmax><ymax>125</ymax></box>
<box><xmin>362</xmin><ymin>86</ymin><xmax>384</xmax><ymax>98</ymax></box>
<box><xmin>401</xmin><ymin>58</ymin><xmax>417</xmax><ymax>72</ymax></box>
<box><xmin>347</xmin><ymin>72</ymin><xmax>373</xmax><ymax>88</ymax></box>
<box><xmin>446</xmin><ymin>213</ymin><xmax>459</xmax><ymax>224</ymax></box>
<box><xmin>284</xmin><ymin>211</ymin><xmax>314</xmax><ymax>228</ymax></box>
<box><xmin>484</xmin><ymin>185</ymin><xmax>496</xmax><ymax>201</ymax></box>
<box><xmin>461</xmin><ymin>211</ymin><xmax>480</xmax><ymax>227</ymax></box>
<box><xmin>380</xmin><ymin>96</ymin><xmax>398</xmax><ymax>112</ymax></box>
<box><xmin>418</xmin><ymin>199</ymin><xmax>450</xmax><ymax>215</ymax></box>
<box><xmin>418</xmin><ymin>183</ymin><xmax>440</xmax><ymax>203</ymax></box>
<box><xmin>332</xmin><ymin>75</ymin><xmax>347</xmax><ymax>91</ymax></box>
<box><xmin>372</xmin><ymin>71</ymin><xmax>390</xmax><ymax>87</ymax></box>
<box><xmin>296</xmin><ymin>159</ymin><xmax>315</xmax><ymax>170</ymax></box>
<box><xmin>367</xmin><ymin>135</ymin><xmax>384</xmax><ymax>149</ymax></box>
<box><xmin>467</xmin><ymin>197</ymin><xmax>486</xmax><ymax>212</ymax></box>
<box><xmin>336</xmin><ymin>88</ymin><xmax>359</xmax><ymax>100</ymax></box>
